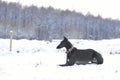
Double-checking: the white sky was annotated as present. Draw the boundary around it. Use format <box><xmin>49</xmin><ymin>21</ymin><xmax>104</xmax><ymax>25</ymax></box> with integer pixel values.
<box><xmin>2</xmin><ymin>0</ymin><xmax>120</xmax><ymax>19</ymax></box>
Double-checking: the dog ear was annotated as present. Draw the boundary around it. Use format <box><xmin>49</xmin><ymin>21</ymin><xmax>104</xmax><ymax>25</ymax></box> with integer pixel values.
<box><xmin>64</xmin><ymin>36</ymin><xmax>68</xmax><ymax>41</ymax></box>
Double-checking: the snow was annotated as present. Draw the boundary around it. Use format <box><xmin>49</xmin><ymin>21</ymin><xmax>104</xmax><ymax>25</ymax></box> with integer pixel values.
<box><xmin>0</xmin><ymin>38</ymin><xmax>120</xmax><ymax>80</ymax></box>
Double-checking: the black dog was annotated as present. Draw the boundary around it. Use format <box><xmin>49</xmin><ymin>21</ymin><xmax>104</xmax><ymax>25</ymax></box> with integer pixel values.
<box><xmin>56</xmin><ymin>37</ymin><xmax>103</xmax><ymax>66</ymax></box>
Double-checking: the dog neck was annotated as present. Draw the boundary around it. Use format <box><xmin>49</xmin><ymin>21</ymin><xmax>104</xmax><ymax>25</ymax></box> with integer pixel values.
<box><xmin>66</xmin><ymin>46</ymin><xmax>74</xmax><ymax>54</ymax></box>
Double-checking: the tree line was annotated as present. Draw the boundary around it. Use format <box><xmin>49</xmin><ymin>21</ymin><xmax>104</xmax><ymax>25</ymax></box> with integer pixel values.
<box><xmin>0</xmin><ymin>0</ymin><xmax>120</xmax><ymax>40</ymax></box>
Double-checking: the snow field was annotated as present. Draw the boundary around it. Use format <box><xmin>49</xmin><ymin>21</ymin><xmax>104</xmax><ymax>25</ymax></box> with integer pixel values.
<box><xmin>0</xmin><ymin>39</ymin><xmax>120</xmax><ymax>80</ymax></box>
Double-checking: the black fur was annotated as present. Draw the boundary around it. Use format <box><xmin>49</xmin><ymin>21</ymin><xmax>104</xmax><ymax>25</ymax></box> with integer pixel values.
<box><xmin>56</xmin><ymin>37</ymin><xmax>103</xmax><ymax>66</ymax></box>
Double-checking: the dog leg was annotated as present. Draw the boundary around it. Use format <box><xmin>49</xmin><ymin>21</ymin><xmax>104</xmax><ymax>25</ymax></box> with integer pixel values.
<box><xmin>59</xmin><ymin>62</ymin><xmax>74</xmax><ymax>67</ymax></box>
<box><xmin>59</xmin><ymin>64</ymin><xmax>69</xmax><ymax>66</ymax></box>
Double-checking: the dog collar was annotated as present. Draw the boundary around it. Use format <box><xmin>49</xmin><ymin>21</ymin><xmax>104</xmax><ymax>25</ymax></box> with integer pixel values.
<box><xmin>66</xmin><ymin>47</ymin><xmax>74</xmax><ymax>54</ymax></box>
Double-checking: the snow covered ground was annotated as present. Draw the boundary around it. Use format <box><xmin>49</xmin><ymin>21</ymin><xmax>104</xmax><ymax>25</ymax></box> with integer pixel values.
<box><xmin>0</xmin><ymin>38</ymin><xmax>120</xmax><ymax>80</ymax></box>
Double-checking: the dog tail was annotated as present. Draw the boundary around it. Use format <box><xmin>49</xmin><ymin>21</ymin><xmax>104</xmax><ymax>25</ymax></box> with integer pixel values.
<box><xmin>94</xmin><ymin>52</ymin><xmax>103</xmax><ymax>64</ymax></box>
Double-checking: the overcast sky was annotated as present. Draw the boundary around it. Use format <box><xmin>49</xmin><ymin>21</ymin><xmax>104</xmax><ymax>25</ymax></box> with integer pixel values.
<box><xmin>2</xmin><ymin>0</ymin><xmax>120</xmax><ymax>19</ymax></box>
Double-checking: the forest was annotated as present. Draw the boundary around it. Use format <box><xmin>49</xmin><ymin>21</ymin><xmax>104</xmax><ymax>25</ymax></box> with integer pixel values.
<box><xmin>0</xmin><ymin>0</ymin><xmax>120</xmax><ymax>40</ymax></box>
